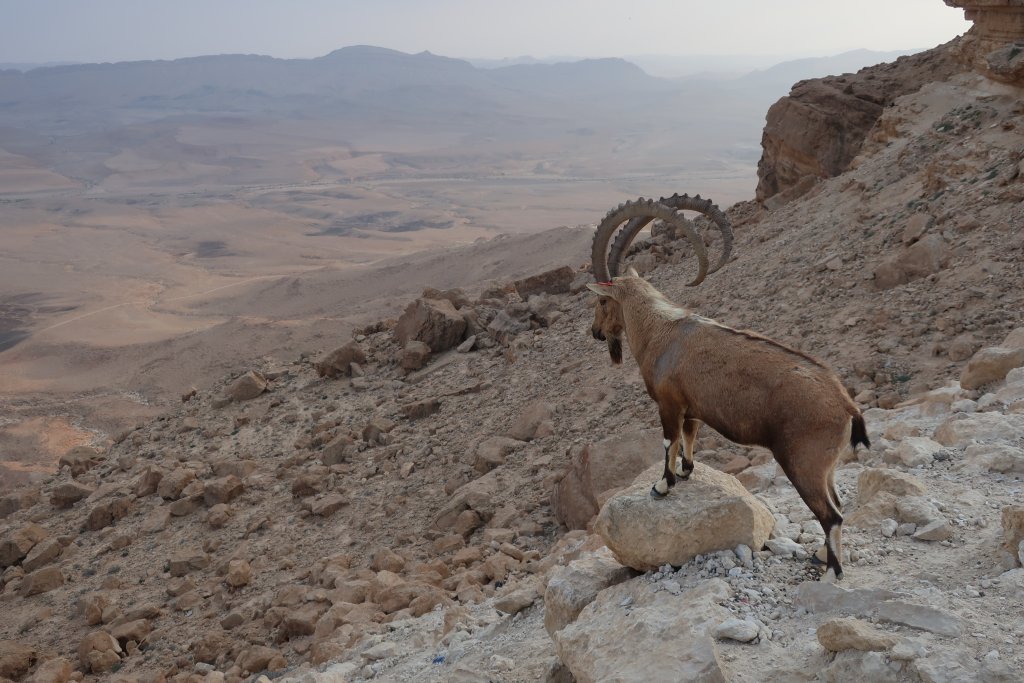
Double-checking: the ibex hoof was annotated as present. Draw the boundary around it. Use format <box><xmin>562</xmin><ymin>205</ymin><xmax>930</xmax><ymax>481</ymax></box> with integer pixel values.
<box><xmin>821</xmin><ymin>567</ymin><xmax>843</xmax><ymax>583</ymax></box>
<box><xmin>649</xmin><ymin>485</ymin><xmax>669</xmax><ymax>499</ymax></box>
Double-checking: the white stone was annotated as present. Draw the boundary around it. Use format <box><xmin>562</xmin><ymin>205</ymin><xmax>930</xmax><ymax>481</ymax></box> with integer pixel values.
<box><xmin>895</xmin><ymin>496</ymin><xmax>943</xmax><ymax>526</ymax></box>
<box><xmin>950</xmin><ymin>399</ymin><xmax>978</xmax><ymax>413</ymax></box>
<box><xmin>735</xmin><ymin>544</ymin><xmax>753</xmax><ymax>569</ymax></box>
<box><xmin>880</xmin><ymin>519</ymin><xmax>898</xmax><ymax>538</ymax></box>
<box><xmin>895</xmin><ymin>436</ymin><xmax>942</xmax><ymax>467</ymax></box>
<box><xmin>765</xmin><ymin>537</ymin><xmax>808</xmax><ymax>560</ymax></box>
<box><xmin>713</xmin><ymin>618</ymin><xmax>759</xmax><ymax>642</ymax></box>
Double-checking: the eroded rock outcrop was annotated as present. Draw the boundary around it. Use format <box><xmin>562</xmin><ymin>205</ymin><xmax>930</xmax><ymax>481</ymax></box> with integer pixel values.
<box><xmin>394</xmin><ymin>297</ymin><xmax>467</xmax><ymax>353</ymax></box>
<box><xmin>945</xmin><ymin>0</ymin><xmax>1024</xmax><ymax>84</ymax></box>
<box><xmin>756</xmin><ymin>41</ymin><xmax>962</xmax><ymax>206</ymax></box>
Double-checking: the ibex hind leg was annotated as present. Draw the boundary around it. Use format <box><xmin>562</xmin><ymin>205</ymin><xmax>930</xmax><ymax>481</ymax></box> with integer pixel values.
<box><xmin>651</xmin><ymin>406</ymin><xmax>682</xmax><ymax>499</ymax></box>
<box><xmin>779</xmin><ymin>454</ymin><xmax>845</xmax><ymax>580</ymax></box>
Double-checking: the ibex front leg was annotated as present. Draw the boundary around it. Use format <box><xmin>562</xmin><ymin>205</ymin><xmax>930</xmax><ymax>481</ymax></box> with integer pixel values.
<box><xmin>651</xmin><ymin>404</ymin><xmax>683</xmax><ymax>499</ymax></box>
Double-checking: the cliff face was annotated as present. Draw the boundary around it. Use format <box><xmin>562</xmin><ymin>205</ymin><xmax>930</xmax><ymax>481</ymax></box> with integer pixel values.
<box><xmin>945</xmin><ymin>0</ymin><xmax>1024</xmax><ymax>84</ymax></box>
<box><xmin>755</xmin><ymin>42</ymin><xmax>964</xmax><ymax>206</ymax></box>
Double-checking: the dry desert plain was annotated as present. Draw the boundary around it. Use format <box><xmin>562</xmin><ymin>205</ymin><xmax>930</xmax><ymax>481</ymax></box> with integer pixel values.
<box><xmin>0</xmin><ymin>111</ymin><xmax>756</xmax><ymax>491</ymax></box>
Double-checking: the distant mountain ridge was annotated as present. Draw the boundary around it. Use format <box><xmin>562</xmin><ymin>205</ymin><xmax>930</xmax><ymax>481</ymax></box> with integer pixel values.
<box><xmin>0</xmin><ymin>45</ymin><xmax>926</xmax><ymax>130</ymax></box>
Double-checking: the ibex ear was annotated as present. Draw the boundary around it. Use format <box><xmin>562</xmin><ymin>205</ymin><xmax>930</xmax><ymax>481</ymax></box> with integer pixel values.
<box><xmin>626</xmin><ymin>266</ymin><xmax>640</xmax><ymax>278</ymax></box>
<box><xmin>585</xmin><ymin>282</ymin><xmax>620</xmax><ymax>300</ymax></box>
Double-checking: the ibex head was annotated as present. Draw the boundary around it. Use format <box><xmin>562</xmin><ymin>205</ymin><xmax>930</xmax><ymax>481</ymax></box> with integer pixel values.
<box><xmin>586</xmin><ymin>195</ymin><xmax>733</xmax><ymax>364</ymax></box>
<box><xmin>586</xmin><ymin>275</ymin><xmax>629</xmax><ymax>364</ymax></box>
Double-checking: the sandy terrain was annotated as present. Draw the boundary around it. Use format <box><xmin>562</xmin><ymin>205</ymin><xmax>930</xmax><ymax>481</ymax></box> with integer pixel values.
<box><xmin>0</xmin><ymin>100</ymin><xmax>756</xmax><ymax>492</ymax></box>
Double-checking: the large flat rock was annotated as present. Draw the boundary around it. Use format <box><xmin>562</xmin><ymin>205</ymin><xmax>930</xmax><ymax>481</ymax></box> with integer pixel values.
<box><xmin>553</xmin><ymin>577</ymin><xmax>731</xmax><ymax>683</ymax></box>
<box><xmin>595</xmin><ymin>462</ymin><xmax>774</xmax><ymax>571</ymax></box>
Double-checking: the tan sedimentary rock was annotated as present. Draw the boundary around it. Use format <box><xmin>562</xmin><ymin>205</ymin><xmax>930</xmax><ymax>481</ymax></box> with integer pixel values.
<box><xmin>945</xmin><ymin>1</ymin><xmax>1024</xmax><ymax>83</ymax></box>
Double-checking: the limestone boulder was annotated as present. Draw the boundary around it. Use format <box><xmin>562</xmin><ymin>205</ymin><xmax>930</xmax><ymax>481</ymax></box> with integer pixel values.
<box><xmin>394</xmin><ymin>297</ymin><xmax>467</xmax><ymax>353</ymax></box>
<box><xmin>0</xmin><ymin>640</ymin><xmax>36</xmax><ymax>679</ymax></box>
<box><xmin>544</xmin><ymin>548</ymin><xmax>636</xmax><ymax>635</ymax></box>
<box><xmin>486</xmin><ymin>310</ymin><xmax>530</xmax><ymax>345</ymax></box>
<box><xmin>796</xmin><ymin>581</ymin><xmax>962</xmax><ymax>637</ymax></box>
<box><xmin>857</xmin><ymin>468</ymin><xmax>927</xmax><ymax>503</ymax></box>
<box><xmin>310</xmin><ymin>493</ymin><xmax>347</xmax><ymax>517</ymax></box>
<box><xmin>421</xmin><ymin>286</ymin><xmax>470</xmax><ymax>309</ymax></box>
<box><xmin>824</xmin><ymin>651</ymin><xmax>901</xmax><ymax>683</ymax></box>
<box><xmin>203</xmin><ymin>475</ymin><xmax>243</xmax><ymax>507</ymax></box>
<box><xmin>965</xmin><ymin>443</ymin><xmax>1024</xmax><ymax>474</ymax></box>
<box><xmin>0</xmin><ymin>523</ymin><xmax>49</xmax><ymax>568</ymax></box>
<box><xmin>513</xmin><ymin>265</ymin><xmax>575</xmax><ymax>298</ymax></box>
<box><xmin>0</xmin><ymin>489</ymin><xmax>39</xmax><ymax>519</ymax></box>
<box><xmin>507</xmin><ymin>402</ymin><xmax>555</xmax><ymax>441</ymax></box>
<box><xmin>224</xmin><ymin>370</ymin><xmax>268</xmax><ymax>401</ymax></box>
<box><xmin>237</xmin><ymin>645</ymin><xmax>285</xmax><ymax>674</ymax></box>
<box><xmin>933</xmin><ymin>411</ymin><xmax>1024</xmax><ymax>447</ymax></box>
<box><xmin>400</xmin><ymin>340</ymin><xmax>432</xmax><ymax>372</ymax></box>
<box><xmin>226</xmin><ymin>559</ymin><xmax>252</xmax><ymax>587</ymax></box>
<box><xmin>157</xmin><ymin>468</ymin><xmax>195</xmax><ymax>500</ymax></box>
<box><xmin>84</xmin><ymin>496</ymin><xmax>131</xmax><ymax>531</ymax></box>
<box><xmin>472</xmin><ymin>436</ymin><xmax>521</xmax><ymax>474</ymax></box>
<box><xmin>872</xmin><ymin>234</ymin><xmax>950</xmax><ymax>290</ymax></box>
<box><xmin>551</xmin><ymin>429</ymin><xmax>664</xmax><ymax>531</ymax></box>
<box><xmin>1003</xmin><ymin>505</ymin><xmax>1024</xmax><ymax>567</ymax></box>
<box><xmin>817</xmin><ymin>617</ymin><xmax>898</xmax><ymax>652</ymax></box>
<box><xmin>50</xmin><ymin>481</ymin><xmax>94</xmax><ymax>508</ymax></box>
<box><xmin>22</xmin><ymin>538</ymin><xmax>62</xmax><ymax>573</ymax></box>
<box><xmin>26</xmin><ymin>656</ymin><xmax>73</xmax><ymax>683</ymax></box>
<box><xmin>848</xmin><ymin>467</ymin><xmax>930</xmax><ymax>527</ymax></box>
<box><xmin>960</xmin><ymin>346</ymin><xmax>1024</xmax><ymax>390</ymax></box>
<box><xmin>315</xmin><ymin>342</ymin><xmax>366</xmax><ymax>378</ymax></box>
<box><xmin>77</xmin><ymin>631</ymin><xmax>122</xmax><ymax>674</ymax></box>
<box><xmin>58</xmin><ymin>447</ymin><xmax>104</xmax><ymax>477</ymax></box>
<box><xmin>595</xmin><ymin>463</ymin><xmax>774</xmax><ymax>571</ymax></box>
<box><xmin>893</xmin><ymin>436</ymin><xmax>943</xmax><ymax>468</ymax></box>
<box><xmin>553</xmin><ymin>577</ymin><xmax>731</xmax><ymax>683</ymax></box>
<box><xmin>403</xmin><ymin>398</ymin><xmax>441</xmax><ymax>420</ymax></box>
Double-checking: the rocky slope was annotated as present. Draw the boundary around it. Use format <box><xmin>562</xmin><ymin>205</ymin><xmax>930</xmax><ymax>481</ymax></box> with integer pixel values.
<box><xmin>2</xmin><ymin>18</ymin><xmax>1024</xmax><ymax>683</ymax></box>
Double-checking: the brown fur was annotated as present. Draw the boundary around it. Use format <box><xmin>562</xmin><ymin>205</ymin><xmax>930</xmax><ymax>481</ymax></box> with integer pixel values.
<box><xmin>587</xmin><ymin>274</ymin><xmax>868</xmax><ymax>580</ymax></box>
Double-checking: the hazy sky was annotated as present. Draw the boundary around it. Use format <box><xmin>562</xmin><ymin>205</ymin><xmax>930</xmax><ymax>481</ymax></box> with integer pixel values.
<box><xmin>2</xmin><ymin>0</ymin><xmax>970</xmax><ymax>64</ymax></box>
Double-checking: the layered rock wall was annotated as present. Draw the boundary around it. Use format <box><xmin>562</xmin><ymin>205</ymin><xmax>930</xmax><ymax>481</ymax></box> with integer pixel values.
<box><xmin>945</xmin><ymin>1</ymin><xmax>1024</xmax><ymax>83</ymax></box>
<box><xmin>755</xmin><ymin>42</ymin><xmax>963</xmax><ymax>206</ymax></box>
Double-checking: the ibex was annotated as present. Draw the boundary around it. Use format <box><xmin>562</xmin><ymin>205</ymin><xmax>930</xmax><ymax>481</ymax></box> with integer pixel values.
<box><xmin>586</xmin><ymin>195</ymin><xmax>869</xmax><ymax>580</ymax></box>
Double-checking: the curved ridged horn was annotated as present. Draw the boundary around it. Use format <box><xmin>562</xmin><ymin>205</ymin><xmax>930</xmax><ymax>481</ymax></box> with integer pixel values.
<box><xmin>591</xmin><ymin>198</ymin><xmax>708</xmax><ymax>286</ymax></box>
<box><xmin>607</xmin><ymin>193</ymin><xmax>734</xmax><ymax>279</ymax></box>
